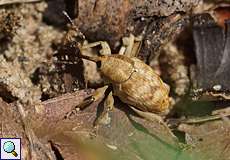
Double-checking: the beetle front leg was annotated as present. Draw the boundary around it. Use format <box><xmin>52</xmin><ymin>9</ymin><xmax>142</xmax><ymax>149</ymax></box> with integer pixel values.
<box><xmin>81</xmin><ymin>41</ymin><xmax>111</xmax><ymax>55</ymax></box>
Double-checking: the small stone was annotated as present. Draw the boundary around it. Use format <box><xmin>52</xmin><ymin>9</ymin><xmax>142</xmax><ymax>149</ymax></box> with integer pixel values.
<box><xmin>213</xmin><ymin>84</ymin><xmax>222</xmax><ymax>91</ymax></box>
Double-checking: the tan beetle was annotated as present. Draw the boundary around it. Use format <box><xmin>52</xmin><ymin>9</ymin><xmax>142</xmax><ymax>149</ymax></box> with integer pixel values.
<box><xmin>76</xmin><ymin>34</ymin><xmax>172</xmax><ymax>128</ymax></box>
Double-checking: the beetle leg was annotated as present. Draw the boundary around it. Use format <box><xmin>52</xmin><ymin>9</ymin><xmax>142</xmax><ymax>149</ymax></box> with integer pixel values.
<box><xmin>94</xmin><ymin>91</ymin><xmax>114</xmax><ymax>126</ymax></box>
<box><xmin>73</xmin><ymin>86</ymin><xmax>109</xmax><ymax>111</ymax></box>
<box><xmin>65</xmin><ymin>86</ymin><xmax>109</xmax><ymax>119</ymax></box>
<box><xmin>74</xmin><ymin>86</ymin><xmax>114</xmax><ymax>126</ymax></box>
<box><xmin>104</xmin><ymin>91</ymin><xmax>114</xmax><ymax>111</ymax></box>
<box><xmin>81</xmin><ymin>41</ymin><xmax>111</xmax><ymax>55</ymax></box>
<box><xmin>119</xmin><ymin>34</ymin><xmax>142</xmax><ymax>58</ymax></box>
<box><xmin>129</xmin><ymin>106</ymin><xmax>178</xmax><ymax>140</ymax></box>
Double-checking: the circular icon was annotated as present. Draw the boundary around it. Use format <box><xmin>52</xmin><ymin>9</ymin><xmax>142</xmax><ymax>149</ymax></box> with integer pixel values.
<box><xmin>3</xmin><ymin>141</ymin><xmax>18</xmax><ymax>157</ymax></box>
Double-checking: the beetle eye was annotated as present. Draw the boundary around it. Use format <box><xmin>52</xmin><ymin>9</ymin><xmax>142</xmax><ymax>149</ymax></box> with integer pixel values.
<box><xmin>96</xmin><ymin>61</ymin><xmax>102</xmax><ymax>68</ymax></box>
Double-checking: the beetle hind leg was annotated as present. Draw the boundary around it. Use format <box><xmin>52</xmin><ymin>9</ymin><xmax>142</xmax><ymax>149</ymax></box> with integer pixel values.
<box><xmin>81</xmin><ymin>41</ymin><xmax>111</xmax><ymax>56</ymax></box>
<box><xmin>129</xmin><ymin>106</ymin><xmax>178</xmax><ymax>141</ymax></box>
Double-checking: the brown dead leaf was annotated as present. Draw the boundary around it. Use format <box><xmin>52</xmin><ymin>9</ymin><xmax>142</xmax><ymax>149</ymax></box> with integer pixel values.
<box><xmin>4</xmin><ymin>88</ymin><xmax>226</xmax><ymax>160</ymax></box>
<box><xmin>4</xmin><ymin>87</ymin><xmax>180</xmax><ymax>159</ymax></box>
<box><xmin>25</xmin><ymin>88</ymin><xmax>183</xmax><ymax>159</ymax></box>
<box><xmin>25</xmin><ymin>89</ymin><xmax>96</xmax><ymax>138</ymax></box>
<box><xmin>178</xmin><ymin>120</ymin><xmax>230</xmax><ymax>160</ymax></box>
<box><xmin>0</xmin><ymin>98</ymin><xmax>30</xmax><ymax>159</ymax></box>
<box><xmin>0</xmin><ymin>98</ymin><xmax>56</xmax><ymax>159</ymax></box>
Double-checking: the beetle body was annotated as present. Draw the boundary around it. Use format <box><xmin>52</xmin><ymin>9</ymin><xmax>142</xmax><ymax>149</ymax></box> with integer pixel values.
<box><xmin>95</xmin><ymin>54</ymin><xmax>170</xmax><ymax>115</ymax></box>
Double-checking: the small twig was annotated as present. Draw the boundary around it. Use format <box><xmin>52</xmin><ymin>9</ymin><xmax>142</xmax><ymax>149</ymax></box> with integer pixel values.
<box><xmin>0</xmin><ymin>0</ymin><xmax>41</xmax><ymax>6</ymax></box>
<box><xmin>181</xmin><ymin>114</ymin><xmax>230</xmax><ymax>124</ymax></box>
<box><xmin>181</xmin><ymin>107</ymin><xmax>230</xmax><ymax>124</ymax></box>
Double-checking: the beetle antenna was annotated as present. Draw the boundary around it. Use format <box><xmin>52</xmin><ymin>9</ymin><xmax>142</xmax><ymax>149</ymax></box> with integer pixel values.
<box><xmin>62</xmin><ymin>11</ymin><xmax>74</xmax><ymax>26</ymax></box>
<box><xmin>79</xmin><ymin>54</ymin><xmax>99</xmax><ymax>62</ymax></box>
<box><xmin>62</xmin><ymin>11</ymin><xmax>96</xmax><ymax>61</ymax></box>
<box><xmin>63</xmin><ymin>10</ymin><xmax>85</xmax><ymax>40</ymax></box>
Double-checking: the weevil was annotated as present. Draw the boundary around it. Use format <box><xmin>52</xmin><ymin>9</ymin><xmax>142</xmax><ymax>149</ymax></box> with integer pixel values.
<box><xmin>76</xmin><ymin>34</ymin><xmax>172</xmax><ymax>130</ymax></box>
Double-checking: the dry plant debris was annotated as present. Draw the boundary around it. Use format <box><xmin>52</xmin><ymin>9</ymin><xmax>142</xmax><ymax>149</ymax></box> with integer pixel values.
<box><xmin>178</xmin><ymin>121</ymin><xmax>230</xmax><ymax>160</ymax></box>
<box><xmin>0</xmin><ymin>98</ymin><xmax>56</xmax><ymax>159</ymax></box>
<box><xmin>14</xmin><ymin>89</ymin><xmax>182</xmax><ymax>160</ymax></box>
<box><xmin>75</xmin><ymin>0</ymin><xmax>199</xmax><ymax>61</ymax></box>
<box><xmin>0</xmin><ymin>0</ymin><xmax>230</xmax><ymax>160</ymax></box>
